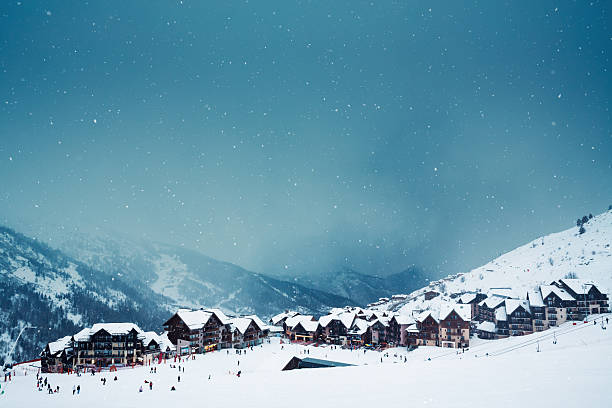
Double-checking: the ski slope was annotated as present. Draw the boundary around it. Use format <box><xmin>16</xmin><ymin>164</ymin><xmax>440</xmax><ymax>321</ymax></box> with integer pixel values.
<box><xmin>3</xmin><ymin>315</ymin><xmax>611</xmax><ymax>408</ymax></box>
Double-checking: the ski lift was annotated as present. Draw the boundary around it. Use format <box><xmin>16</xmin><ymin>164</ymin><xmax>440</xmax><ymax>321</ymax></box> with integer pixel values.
<box><xmin>553</xmin><ymin>332</ymin><xmax>557</xmax><ymax>345</ymax></box>
<box><xmin>536</xmin><ymin>341</ymin><xmax>540</xmax><ymax>352</ymax></box>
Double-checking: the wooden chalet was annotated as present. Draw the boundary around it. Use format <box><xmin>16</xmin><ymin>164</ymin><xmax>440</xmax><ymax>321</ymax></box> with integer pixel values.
<box><xmin>415</xmin><ymin>311</ymin><xmax>439</xmax><ymax>347</ymax></box>
<box><xmin>505</xmin><ymin>299</ymin><xmax>532</xmax><ymax>336</ymax></box>
<box><xmin>438</xmin><ymin>304</ymin><xmax>471</xmax><ymax>348</ymax></box>
<box><xmin>163</xmin><ymin>309</ymin><xmax>226</xmax><ymax>354</ymax></box>
<box><xmin>40</xmin><ymin>336</ymin><xmax>73</xmax><ymax>373</ymax></box>
<box><xmin>73</xmin><ymin>323</ymin><xmax>144</xmax><ymax>368</ymax></box>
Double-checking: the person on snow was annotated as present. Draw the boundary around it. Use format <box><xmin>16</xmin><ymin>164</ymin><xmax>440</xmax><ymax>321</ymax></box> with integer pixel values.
<box><xmin>77</xmin><ymin>385</ymin><xmax>80</xmax><ymax>394</ymax></box>
<box><xmin>73</xmin><ymin>385</ymin><xmax>76</xmax><ymax>395</ymax></box>
<box><xmin>171</xmin><ymin>386</ymin><xmax>176</xmax><ymax>391</ymax></box>
<box><xmin>178</xmin><ymin>375</ymin><xmax>180</xmax><ymax>382</ymax></box>
<box><xmin>139</xmin><ymin>385</ymin><xmax>143</xmax><ymax>393</ymax></box>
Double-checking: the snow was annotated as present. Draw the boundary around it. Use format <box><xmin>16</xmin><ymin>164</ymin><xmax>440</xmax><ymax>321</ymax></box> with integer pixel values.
<box><xmin>540</xmin><ymin>285</ymin><xmax>575</xmax><ymax>302</ymax></box>
<box><xmin>476</xmin><ymin>321</ymin><xmax>496</xmax><ymax>333</ymax></box>
<box><xmin>504</xmin><ymin>299</ymin><xmax>530</xmax><ymax>315</ymax></box>
<box><xmin>174</xmin><ymin>309</ymin><xmax>213</xmax><ymax>330</ymax></box>
<box><xmin>4</xmin><ymin>316</ymin><xmax>611</xmax><ymax>407</ymax></box>
<box><xmin>439</xmin><ymin>303</ymin><xmax>471</xmax><ymax>322</ymax></box>
<box><xmin>373</xmin><ymin>211</ymin><xmax>612</xmax><ymax>317</ymax></box>
<box><xmin>495</xmin><ymin>306</ymin><xmax>508</xmax><ymax>321</ymax></box>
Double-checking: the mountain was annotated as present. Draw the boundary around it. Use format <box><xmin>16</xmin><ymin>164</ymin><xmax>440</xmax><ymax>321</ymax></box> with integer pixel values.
<box><xmin>0</xmin><ymin>226</ymin><xmax>171</xmax><ymax>365</ymax></box>
<box><xmin>285</xmin><ymin>266</ymin><xmax>430</xmax><ymax>306</ymax></box>
<box><xmin>43</xmin><ymin>231</ymin><xmax>357</xmax><ymax>318</ymax></box>
<box><xmin>370</xmin><ymin>209</ymin><xmax>612</xmax><ymax>313</ymax></box>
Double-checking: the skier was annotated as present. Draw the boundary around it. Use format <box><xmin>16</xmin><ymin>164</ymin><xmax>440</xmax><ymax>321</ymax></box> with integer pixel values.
<box><xmin>139</xmin><ymin>385</ymin><xmax>143</xmax><ymax>393</ymax></box>
<box><xmin>149</xmin><ymin>381</ymin><xmax>153</xmax><ymax>390</ymax></box>
<box><xmin>73</xmin><ymin>385</ymin><xmax>76</xmax><ymax>395</ymax></box>
<box><xmin>178</xmin><ymin>375</ymin><xmax>180</xmax><ymax>382</ymax></box>
<box><xmin>77</xmin><ymin>385</ymin><xmax>80</xmax><ymax>394</ymax></box>
<box><xmin>171</xmin><ymin>386</ymin><xmax>176</xmax><ymax>391</ymax></box>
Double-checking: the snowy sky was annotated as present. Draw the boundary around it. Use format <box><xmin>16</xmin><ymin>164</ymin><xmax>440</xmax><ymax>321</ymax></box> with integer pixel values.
<box><xmin>1</xmin><ymin>1</ymin><xmax>611</xmax><ymax>278</ymax></box>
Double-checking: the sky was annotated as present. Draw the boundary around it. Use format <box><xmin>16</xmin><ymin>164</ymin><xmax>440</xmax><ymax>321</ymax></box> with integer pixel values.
<box><xmin>0</xmin><ymin>0</ymin><xmax>611</xmax><ymax>279</ymax></box>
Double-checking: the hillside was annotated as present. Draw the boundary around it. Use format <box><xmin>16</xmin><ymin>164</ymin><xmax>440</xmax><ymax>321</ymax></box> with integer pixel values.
<box><xmin>0</xmin><ymin>227</ymin><xmax>171</xmax><ymax>365</ymax></box>
<box><xmin>371</xmin><ymin>209</ymin><xmax>612</xmax><ymax>313</ymax></box>
<box><xmin>43</xmin><ymin>231</ymin><xmax>357</xmax><ymax>318</ymax></box>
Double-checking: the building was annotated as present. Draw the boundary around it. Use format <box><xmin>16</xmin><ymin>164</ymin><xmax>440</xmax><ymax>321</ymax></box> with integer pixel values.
<box><xmin>73</xmin><ymin>323</ymin><xmax>145</xmax><ymax>368</ymax></box>
<box><xmin>555</xmin><ymin>279</ymin><xmax>610</xmax><ymax>316</ymax></box>
<box><xmin>437</xmin><ymin>304</ymin><xmax>471</xmax><ymax>348</ymax></box>
<box><xmin>415</xmin><ymin>311</ymin><xmax>439</xmax><ymax>347</ymax></box>
<box><xmin>505</xmin><ymin>299</ymin><xmax>532</xmax><ymax>336</ymax></box>
<box><xmin>40</xmin><ymin>336</ymin><xmax>73</xmax><ymax>373</ymax></box>
<box><xmin>395</xmin><ymin>315</ymin><xmax>416</xmax><ymax>346</ymax></box>
<box><xmin>539</xmin><ymin>285</ymin><xmax>577</xmax><ymax>327</ymax></box>
<box><xmin>163</xmin><ymin>309</ymin><xmax>227</xmax><ymax>354</ymax></box>
<box><xmin>347</xmin><ymin>319</ymin><xmax>369</xmax><ymax>346</ymax></box>
<box><xmin>457</xmin><ymin>292</ymin><xmax>488</xmax><ymax>325</ymax></box>
<box><xmin>526</xmin><ymin>289</ymin><xmax>547</xmax><ymax>332</ymax></box>
<box><xmin>289</xmin><ymin>320</ymin><xmax>321</xmax><ymax>342</ymax></box>
<box><xmin>229</xmin><ymin>317</ymin><xmax>264</xmax><ymax>348</ymax></box>
<box><xmin>495</xmin><ymin>306</ymin><xmax>508</xmax><ymax>337</ymax></box>
<box><xmin>476</xmin><ymin>321</ymin><xmax>497</xmax><ymax>339</ymax></box>
<box><xmin>477</xmin><ymin>295</ymin><xmax>506</xmax><ymax>323</ymax></box>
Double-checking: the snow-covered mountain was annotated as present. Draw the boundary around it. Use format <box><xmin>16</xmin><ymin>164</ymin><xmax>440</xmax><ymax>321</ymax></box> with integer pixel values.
<box><xmin>282</xmin><ymin>266</ymin><xmax>430</xmax><ymax>306</ymax></box>
<box><xmin>42</xmin><ymin>231</ymin><xmax>357</xmax><ymax>319</ymax></box>
<box><xmin>0</xmin><ymin>226</ymin><xmax>171</xmax><ymax>365</ymax></box>
<box><xmin>371</xmin><ymin>209</ymin><xmax>612</xmax><ymax>314</ymax></box>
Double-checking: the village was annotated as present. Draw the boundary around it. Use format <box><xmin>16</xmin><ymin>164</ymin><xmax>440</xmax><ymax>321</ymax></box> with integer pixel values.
<box><xmin>37</xmin><ymin>277</ymin><xmax>609</xmax><ymax>374</ymax></box>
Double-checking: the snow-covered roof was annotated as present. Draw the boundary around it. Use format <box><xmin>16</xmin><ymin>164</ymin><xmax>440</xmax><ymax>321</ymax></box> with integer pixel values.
<box><xmin>159</xmin><ymin>332</ymin><xmax>175</xmax><ymax>351</ymax></box>
<box><xmin>175</xmin><ymin>309</ymin><xmax>213</xmax><ymax>330</ymax></box>
<box><xmin>395</xmin><ymin>314</ymin><xmax>415</xmax><ymax>325</ymax></box>
<box><xmin>488</xmin><ymin>288</ymin><xmax>516</xmax><ymax>298</ymax></box>
<box><xmin>439</xmin><ymin>303</ymin><xmax>471</xmax><ymax>322</ymax></box>
<box><xmin>271</xmin><ymin>311</ymin><xmax>299</xmax><ymax>325</ymax></box>
<box><xmin>318</xmin><ymin>314</ymin><xmax>340</xmax><ymax>328</ymax></box>
<box><xmin>416</xmin><ymin>310</ymin><xmax>438</xmax><ymax>323</ymax></box>
<box><xmin>495</xmin><ymin>306</ymin><xmax>507</xmax><ymax>321</ymax></box>
<box><xmin>243</xmin><ymin>315</ymin><xmax>266</xmax><ymax>331</ymax></box>
<box><xmin>90</xmin><ymin>323</ymin><xmax>144</xmax><ymax>336</ymax></box>
<box><xmin>479</xmin><ymin>295</ymin><xmax>506</xmax><ymax>309</ymax></box>
<box><xmin>295</xmin><ymin>320</ymin><xmax>320</xmax><ymax>333</ymax></box>
<box><xmin>141</xmin><ymin>331</ymin><xmax>161</xmax><ymax>346</ymax></box>
<box><xmin>48</xmin><ymin>335</ymin><xmax>72</xmax><ymax>355</ymax></box>
<box><xmin>339</xmin><ymin>312</ymin><xmax>356</xmax><ymax>328</ymax></box>
<box><xmin>285</xmin><ymin>315</ymin><xmax>314</xmax><ymax>329</ymax></box>
<box><xmin>504</xmin><ymin>299</ymin><xmax>530</xmax><ymax>315</ymax></box>
<box><xmin>458</xmin><ymin>293</ymin><xmax>477</xmax><ymax>304</ymax></box>
<box><xmin>405</xmin><ymin>323</ymin><xmax>419</xmax><ymax>333</ymax></box>
<box><xmin>73</xmin><ymin>328</ymin><xmax>91</xmax><ymax>342</ymax></box>
<box><xmin>476</xmin><ymin>321</ymin><xmax>497</xmax><ymax>333</ymax></box>
<box><xmin>527</xmin><ymin>289</ymin><xmax>545</xmax><ymax>308</ymax></box>
<box><xmin>206</xmin><ymin>309</ymin><xmax>231</xmax><ymax>325</ymax></box>
<box><xmin>230</xmin><ymin>317</ymin><xmax>255</xmax><ymax>335</ymax></box>
<box><xmin>348</xmin><ymin>319</ymin><xmax>369</xmax><ymax>335</ymax></box>
<box><xmin>558</xmin><ymin>279</ymin><xmax>595</xmax><ymax>296</ymax></box>
<box><xmin>540</xmin><ymin>285</ymin><xmax>575</xmax><ymax>302</ymax></box>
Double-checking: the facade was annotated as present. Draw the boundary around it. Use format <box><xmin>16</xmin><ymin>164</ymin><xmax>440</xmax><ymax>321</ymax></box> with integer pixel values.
<box><xmin>415</xmin><ymin>312</ymin><xmax>439</xmax><ymax>347</ymax></box>
<box><xmin>505</xmin><ymin>300</ymin><xmax>532</xmax><ymax>336</ymax></box>
<box><xmin>40</xmin><ymin>336</ymin><xmax>73</xmax><ymax>373</ymax></box>
<box><xmin>477</xmin><ymin>296</ymin><xmax>506</xmax><ymax>323</ymax></box>
<box><xmin>72</xmin><ymin>323</ymin><xmax>145</xmax><ymax>369</ymax></box>
<box><xmin>457</xmin><ymin>292</ymin><xmax>488</xmax><ymax>326</ymax></box>
<box><xmin>230</xmin><ymin>318</ymin><xmax>264</xmax><ymax>348</ymax></box>
<box><xmin>438</xmin><ymin>304</ymin><xmax>471</xmax><ymax>348</ymax></box>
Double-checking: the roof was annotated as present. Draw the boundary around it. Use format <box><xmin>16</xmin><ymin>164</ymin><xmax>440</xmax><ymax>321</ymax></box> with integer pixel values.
<box><xmin>244</xmin><ymin>315</ymin><xmax>267</xmax><ymax>331</ymax></box>
<box><xmin>504</xmin><ymin>299</ymin><xmax>530</xmax><ymax>315</ymax></box>
<box><xmin>48</xmin><ymin>336</ymin><xmax>72</xmax><ymax>355</ymax></box>
<box><xmin>540</xmin><ymin>285</ymin><xmax>575</xmax><ymax>302</ymax></box>
<box><xmin>439</xmin><ymin>303</ymin><xmax>471</xmax><ymax>322</ymax></box>
<box><xmin>559</xmin><ymin>279</ymin><xmax>596</xmax><ymax>295</ymax></box>
<box><xmin>296</xmin><ymin>320</ymin><xmax>320</xmax><ymax>333</ymax></box>
<box><xmin>206</xmin><ymin>309</ymin><xmax>231</xmax><ymax>325</ymax></box>
<box><xmin>285</xmin><ymin>315</ymin><xmax>314</xmax><ymax>329</ymax></box>
<box><xmin>476</xmin><ymin>321</ymin><xmax>497</xmax><ymax>333</ymax></box>
<box><xmin>299</xmin><ymin>357</ymin><xmax>353</xmax><ymax>367</ymax></box>
<box><xmin>90</xmin><ymin>323</ymin><xmax>143</xmax><ymax>336</ymax></box>
<box><xmin>73</xmin><ymin>328</ymin><xmax>91</xmax><ymax>342</ymax></box>
<box><xmin>318</xmin><ymin>314</ymin><xmax>341</xmax><ymax>328</ymax></box>
<box><xmin>405</xmin><ymin>323</ymin><xmax>419</xmax><ymax>333</ymax></box>
<box><xmin>458</xmin><ymin>293</ymin><xmax>477</xmax><ymax>304</ymax></box>
<box><xmin>230</xmin><ymin>317</ymin><xmax>255</xmax><ymax>335</ymax></box>
<box><xmin>495</xmin><ymin>306</ymin><xmax>507</xmax><ymax>321</ymax></box>
<box><xmin>489</xmin><ymin>288</ymin><xmax>516</xmax><ymax>298</ymax></box>
<box><xmin>159</xmin><ymin>332</ymin><xmax>175</xmax><ymax>351</ymax></box>
<box><xmin>271</xmin><ymin>311</ymin><xmax>299</xmax><ymax>325</ymax></box>
<box><xmin>174</xmin><ymin>309</ymin><xmax>213</xmax><ymax>330</ymax></box>
<box><xmin>416</xmin><ymin>310</ymin><xmax>439</xmax><ymax>323</ymax></box>
<box><xmin>339</xmin><ymin>312</ymin><xmax>356</xmax><ymax>329</ymax></box>
<box><xmin>395</xmin><ymin>314</ymin><xmax>415</xmax><ymax>325</ymax></box>
<box><xmin>479</xmin><ymin>295</ymin><xmax>506</xmax><ymax>309</ymax></box>
<box><xmin>348</xmin><ymin>319</ymin><xmax>369</xmax><ymax>335</ymax></box>
<box><xmin>141</xmin><ymin>331</ymin><xmax>161</xmax><ymax>346</ymax></box>
<box><xmin>527</xmin><ymin>290</ymin><xmax>545</xmax><ymax>308</ymax></box>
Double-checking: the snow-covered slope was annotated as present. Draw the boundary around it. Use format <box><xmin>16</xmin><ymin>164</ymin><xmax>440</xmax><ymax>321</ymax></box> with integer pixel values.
<box><xmin>43</xmin><ymin>231</ymin><xmax>356</xmax><ymax>318</ymax></box>
<box><xmin>373</xmin><ymin>210</ymin><xmax>612</xmax><ymax>314</ymax></box>
<box><xmin>4</xmin><ymin>316</ymin><xmax>611</xmax><ymax>407</ymax></box>
<box><xmin>0</xmin><ymin>227</ymin><xmax>171</xmax><ymax>364</ymax></box>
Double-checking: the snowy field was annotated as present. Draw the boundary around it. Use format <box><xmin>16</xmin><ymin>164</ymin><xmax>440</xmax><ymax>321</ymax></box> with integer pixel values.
<box><xmin>3</xmin><ymin>315</ymin><xmax>611</xmax><ymax>408</ymax></box>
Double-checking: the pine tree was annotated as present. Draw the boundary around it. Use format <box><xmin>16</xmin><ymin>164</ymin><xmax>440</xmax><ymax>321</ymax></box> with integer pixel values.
<box><xmin>579</xmin><ymin>226</ymin><xmax>586</xmax><ymax>235</ymax></box>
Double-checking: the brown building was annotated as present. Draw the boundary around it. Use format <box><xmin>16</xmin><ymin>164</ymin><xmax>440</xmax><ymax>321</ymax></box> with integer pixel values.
<box><xmin>555</xmin><ymin>279</ymin><xmax>609</xmax><ymax>316</ymax></box>
<box><xmin>163</xmin><ymin>309</ymin><xmax>226</xmax><ymax>354</ymax></box>
<box><xmin>438</xmin><ymin>304</ymin><xmax>471</xmax><ymax>348</ymax></box>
